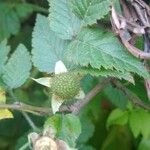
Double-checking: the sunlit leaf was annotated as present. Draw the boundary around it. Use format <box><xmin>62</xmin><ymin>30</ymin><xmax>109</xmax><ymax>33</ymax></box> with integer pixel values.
<box><xmin>129</xmin><ymin>109</ymin><xmax>150</xmax><ymax>139</ymax></box>
<box><xmin>107</xmin><ymin>109</ymin><xmax>128</xmax><ymax>128</ymax></box>
<box><xmin>0</xmin><ymin>109</ymin><xmax>13</xmax><ymax>120</ymax></box>
<box><xmin>0</xmin><ymin>87</ymin><xmax>6</xmax><ymax>103</ymax></box>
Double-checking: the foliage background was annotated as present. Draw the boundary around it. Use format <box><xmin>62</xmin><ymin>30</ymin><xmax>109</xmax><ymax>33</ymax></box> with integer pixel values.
<box><xmin>0</xmin><ymin>0</ymin><xmax>150</xmax><ymax>150</ymax></box>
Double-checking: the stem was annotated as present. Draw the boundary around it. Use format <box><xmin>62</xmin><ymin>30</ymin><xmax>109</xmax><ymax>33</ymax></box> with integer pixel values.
<box><xmin>7</xmin><ymin>89</ymin><xmax>38</xmax><ymax>130</ymax></box>
<box><xmin>22</xmin><ymin>112</ymin><xmax>37</xmax><ymax>130</ymax></box>
<box><xmin>19</xmin><ymin>142</ymin><xmax>30</xmax><ymax>150</ymax></box>
<box><xmin>0</xmin><ymin>103</ymin><xmax>50</xmax><ymax>115</ymax></box>
<box><xmin>112</xmin><ymin>80</ymin><xmax>150</xmax><ymax>110</ymax></box>
<box><xmin>60</xmin><ymin>78</ymin><xmax>111</xmax><ymax>114</ymax></box>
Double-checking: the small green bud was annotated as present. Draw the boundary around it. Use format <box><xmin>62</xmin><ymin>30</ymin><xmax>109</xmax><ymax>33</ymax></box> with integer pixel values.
<box><xmin>51</xmin><ymin>73</ymin><xmax>80</xmax><ymax>99</ymax></box>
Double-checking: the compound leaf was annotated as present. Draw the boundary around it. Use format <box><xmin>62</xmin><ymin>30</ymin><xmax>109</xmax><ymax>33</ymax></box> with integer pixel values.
<box><xmin>0</xmin><ymin>109</ymin><xmax>13</xmax><ymax>120</ymax></box>
<box><xmin>65</xmin><ymin>28</ymin><xmax>149</xmax><ymax>79</ymax></box>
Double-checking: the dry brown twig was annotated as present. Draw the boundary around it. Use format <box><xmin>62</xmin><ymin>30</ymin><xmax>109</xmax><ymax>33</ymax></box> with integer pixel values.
<box><xmin>111</xmin><ymin>0</ymin><xmax>150</xmax><ymax>59</ymax></box>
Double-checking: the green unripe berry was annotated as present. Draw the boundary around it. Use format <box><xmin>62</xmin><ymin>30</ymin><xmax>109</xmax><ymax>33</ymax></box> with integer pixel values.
<box><xmin>51</xmin><ymin>73</ymin><xmax>80</xmax><ymax>99</ymax></box>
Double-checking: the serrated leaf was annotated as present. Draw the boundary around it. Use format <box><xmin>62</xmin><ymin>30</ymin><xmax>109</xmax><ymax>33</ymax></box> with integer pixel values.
<box><xmin>44</xmin><ymin>114</ymin><xmax>81</xmax><ymax>147</ymax></box>
<box><xmin>0</xmin><ymin>109</ymin><xmax>13</xmax><ymax>120</ymax></box>
<box><xmin>2</xmin><ymin>44</ymin><xmax>31</xmax><ymax>89</ymax></box>
<box><xmin>48</xmin><ymin>0</ymin><xmax>81</xmax><ymax>40</ymax></box>
<box><xmin>77</xmin><ymin>67</ymin><xmax>134</xmax><ymax>83</ymax></box>
<box><xmin>104</xmin><ymin>84</ymin><xmax>128</xmax><ymax>109</ymax></box>
<box><xmin>0</xmin><ymin>40</ymin><xmax>10</xmax><ymax>74</ymax></box>
<box><xmin>107</xmin><ymin>109</ymin><xmax>128</xmax><ymax>128</ymax></box>
<box><xmin>129</xmin><ymin>109</ymin><xmax>150</xmax><ymax>139</ymax></box>
<box><xmin>70</xmin><ymin>0</ymin><xmax>112</xmax><ymax>25</ymax></box>
<box><xmin>65</xmin><ymin>27</ymin><xmax>149</xmax><ymax>79</ymax></box>
<box><xmin>32</xmin><ymin>14</ymin><xmax>69</xmax><ymax>73</ymax></box>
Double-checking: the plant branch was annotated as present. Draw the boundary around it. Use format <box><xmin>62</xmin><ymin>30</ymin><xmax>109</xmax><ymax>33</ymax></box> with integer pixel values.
<box><xmin>0</xmin><ymin>79</ymin><xmax>110</xmax><ymax>116</ymax></box>
<box><xmin>0</xmin><ymin>102</ymin><xmax>51</xmax><ymax>116</ymax></box>
<box><xmin>7</xmin><ymin>89</ymin><xmax>39</xmax><ymax>130</ymax></box>
<box><xmin>112</xmin><ymin>79</ymin><xmax>150</xmax><ymax>110</ymax></box>
<box><xmin>60</xmin><ymin>78</ymin><xmax>111</xmax><ymax>114</ymax></box>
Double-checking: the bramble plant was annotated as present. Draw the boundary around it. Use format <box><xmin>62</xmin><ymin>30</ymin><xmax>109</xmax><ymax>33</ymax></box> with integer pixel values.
<box><xmin>1</xmin><ymin>0</ymin><xmax>150</xmax><ymax>149</ymax></box>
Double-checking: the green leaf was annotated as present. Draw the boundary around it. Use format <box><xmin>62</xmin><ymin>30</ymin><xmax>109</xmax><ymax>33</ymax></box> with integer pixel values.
<box><xmin>15</xmin><ymin>3</ymin><xmax>46</xmax><ymax>20</ymax></box>
<box><xmin>0</xmin><ymin>40</ymin><xmax>10</xmax><ymax>74</ymax></box>
<box><xmin>0</xmin><ymin>87</ymin><xmax>6</xmax><ymax>103</ymax></box>
<box><xmin>107</xmin><ymin>109</ymin><xmax>128</xmax><ymax>128</ymax></box>
<box><xmin>32</xmin><ymin>14</ymin><xmax>69</xmax><ymax>73</ymax></box>
<box><xmin>44</xmin><ymin>114</ymin><xmax>81</xmax><ymax>147</ymax></box>
<box><xmin>0</xmin><ymin>109</ymin><xmax>13</xmax><ymax>120</ymax></box>
<box><xmin>0</xmin><ymin>3</ymin><xmax>46</xmax><ymax>41</ymax></box>
<box><xmin>79</xmin><ymin>145</ymin><xmax>96</xmax><ymax>150</ymax></box>
<box><xmin>2</xmin><ymin>44</ymin><xmax>31</xmax><ymax>89</ymax></box>
<box><xmin>65</xmin><ymin>27</ymin><xmax>149</xmax><ymax>78</ymax></box>
<box><xmin>70</xmin><ymin>0</ymin><xmax>112</xmax><ymax>25</ymax></box>
<box><xmin>101</xmin><ymin>126</ymin><xmax>132</xmax><ymax>150</ymax></box>
<box><xmin>104</xmin><ymin>84</ymin><xmax>128</xmax><ymax>109</ymax></box>
<box><xmin>138</xmin><ymin>139</ymin><xmax>150</xmax><ymax>150</ymax></box>
<box><xmin>77</xmin><ymin>116</ymin><xmax>95</xmax><ymax>144</ymax></box>
<box><xmin>77</xmin><ymin>67</ymin><xmax>134</xmax><ymax>83</ymax></box>
<box><xmin>129</xmin><ymin>109</ymin><xmax>150</xmax><ymax>139</ymax></box>
<box><xmin>0</xmin><ymin>3</ymin><xmax>20</xmax><ymax>41</ymax></box>
<box><xmin>48</xmin><ymin>0</ymin><xmax>81</xmax><ymax>40</ymax></box>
